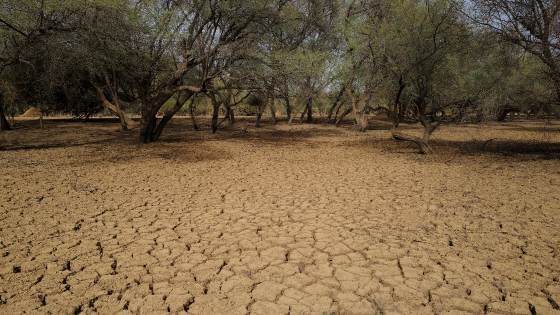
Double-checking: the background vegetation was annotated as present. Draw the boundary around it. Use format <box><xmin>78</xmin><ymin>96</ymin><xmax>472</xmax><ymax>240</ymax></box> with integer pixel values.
<box><xmin>1</xmin><ymin>0</ymin><xmax>559</xmax><ymax>149</ymax></box>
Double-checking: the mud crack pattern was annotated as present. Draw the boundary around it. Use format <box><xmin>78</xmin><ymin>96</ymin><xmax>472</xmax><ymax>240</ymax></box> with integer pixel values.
<box><xmin>1</xmin><ymin>118</ymin><xmax>560</xmax><ymax>315</ymax></box>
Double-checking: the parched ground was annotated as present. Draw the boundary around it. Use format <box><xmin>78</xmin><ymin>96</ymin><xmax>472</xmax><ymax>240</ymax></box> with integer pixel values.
<box><xmin>1</xmin><ymin>115</ymin><xmax>560</xmax><ymax>315</ymax></box>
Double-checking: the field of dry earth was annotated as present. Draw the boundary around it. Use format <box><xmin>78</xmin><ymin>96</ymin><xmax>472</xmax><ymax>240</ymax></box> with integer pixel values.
<box><xmin>1</xmin><ymin>115</ymin><xmax>560</xmax><ymax>315</ymax></box>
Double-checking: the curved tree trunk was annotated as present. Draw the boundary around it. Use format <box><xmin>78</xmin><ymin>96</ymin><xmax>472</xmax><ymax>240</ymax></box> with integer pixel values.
<box><xmin>391</xmin><ymin>131</ymin><xmax>435</xmax><ymax>154</ymax></box>
<box><xmin>101</xmin><ymin>100</ymin><xmax>138</xmax><ymax>129</ymax></box>
<box><xmin>91</xmin><ymin>76</ymin><xmax>138</xmax><ymax>130</ymax></box>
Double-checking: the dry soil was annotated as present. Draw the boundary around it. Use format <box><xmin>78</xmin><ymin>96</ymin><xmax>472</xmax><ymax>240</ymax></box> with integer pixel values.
<box><xmin>1</xmin><ymin>116</ymin><xmax>559</xmax><ymax>315</ymax></box>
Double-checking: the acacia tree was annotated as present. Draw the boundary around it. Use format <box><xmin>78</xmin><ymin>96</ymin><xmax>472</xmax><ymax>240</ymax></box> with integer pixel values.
<box><xmin>475</xmin><ymin>0</ymin><xmax>560</xmax><ymax>106</ymax></box>
<box><xmin>357</xmin><ymin>0</ymin><xmax>469</xmax><ymax>153</ymax></box>
<box><xmin>116</xmin><ymin>0</ymin><xmax>289</xmax><ymax>143</ymax></box>
<box><xmin>0</xmin><ymin>0</ymin><xmax>136</xmax><ymax>130</ymax></box>
<box><xmin>0</xmin><ymin>0</ymin><xmax>86</xmax><ymax>130</ymax></box>
<box><xmin>244</xmin><ymin>0</ymin><xmax>339</xmax><ymax>126</ymax></box>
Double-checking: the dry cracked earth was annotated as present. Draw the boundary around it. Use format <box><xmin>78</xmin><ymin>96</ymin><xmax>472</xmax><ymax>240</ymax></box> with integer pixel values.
<box><xmin>1</xmin><ymin>116</ymin><xmax>560</xmax><ymax>315</ymax></box>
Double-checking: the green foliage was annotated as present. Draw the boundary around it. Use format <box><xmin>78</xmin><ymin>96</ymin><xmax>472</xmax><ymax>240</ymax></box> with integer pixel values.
<box><xmin>1</xmin><ymin>0</ymin><xmax>557</xmax><ymax>134</ymax></box>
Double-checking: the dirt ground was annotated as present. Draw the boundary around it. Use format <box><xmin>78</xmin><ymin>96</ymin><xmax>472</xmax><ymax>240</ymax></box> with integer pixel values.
<box><xmin>1</xmin><ymin>115</ymin><xmax>560</xmax><ymax>315</ymax></box>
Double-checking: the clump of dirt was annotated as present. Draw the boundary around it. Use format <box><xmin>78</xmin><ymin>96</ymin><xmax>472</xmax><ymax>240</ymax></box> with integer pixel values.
<box><xmin>20</xmin><ymin>107</ymin><xmax>41</xmax><ymax>117</ymax></box>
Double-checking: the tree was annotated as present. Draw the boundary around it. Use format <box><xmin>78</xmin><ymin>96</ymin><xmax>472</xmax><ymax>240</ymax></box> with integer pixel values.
<box><xmin>120</xmin><ymin>0</ymin><xmax>283</xmax><ymax>143</ymax></box>
<box><xmin>475</xmin><ymin>0</ymin><xmax>560</xmax><ymax>106</ymax></box>
<box><xmin>352</xmin><ymin>0</ymin><xmax>469</xmax><ymax>153</ymax></box>
<box><xmin>0</xmin><ymin>0</ymin><xmax>132</xmax><ymax>130</ymax></box>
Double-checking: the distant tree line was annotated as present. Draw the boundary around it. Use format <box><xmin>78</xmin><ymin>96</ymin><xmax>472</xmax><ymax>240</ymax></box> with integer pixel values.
<box><xmin>1</xmin><ymin>0</ymin><xmax>559</xmax><ymax>148</ymax></box>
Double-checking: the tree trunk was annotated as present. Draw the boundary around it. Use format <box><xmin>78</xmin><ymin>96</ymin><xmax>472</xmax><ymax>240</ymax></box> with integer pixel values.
<box><xmin>324</xmin><ymin>86</ymin><xmax>346</xmax><ymax>125</ymax></box>
<box><xmin>391</xmin><ymin>131</ymin><xmax>435</xmax><ymax>154</ymax></box>
<box><xmin>300</xmin><ymin>106</ymin><xmax>307</xmax><ymax>122</ymax></box>
<box><xmin>391</xmin><ymin>80</ymin><xmax>406</xmax><ymax>133</ymax></box>
<box><xmin>40</xmin><ymin>112</ymin><xmax>44</xmax><ymax>130</ymax></box>
<box><xmin>0</xmin><ymin>101</ymin><xmax>10</xmax><ymax>131</ymax></box>
<box><xmin>146</xmin><ymin>115</ymin><xmax>157</xmax><ymax>141</ymax></box>
<box><xmin>207</xmin><ymin>91</ymin><xmax>224</xmax><ymax>133</ymax></box>
<box><xmin>211</xmin><ymin>103</ymin><xmax>220</xmax><ymax>133</ymax></box>
<box><xmin>91</xmin><ymin>76</ymin><xmax>138</xmax><ymax>130</ymax></box>
<box><xmin>115</xmin><ymin>100</ymin><xmax>128</xmax><ymax>130</ymax></box>
<box><xmin>353</xmin><ymin>110</ymin><xmax>370</xmax><ymax>132</ymax></box>
<box><xmin>270</xmin><ymin>96</ymin><xmax>277</xmax><ymax>125</ymax></box>
<box><xmin>152</xmin><ymin>91</ymin><xmax>193</xmax><ymax>141</ymax></box>
<box><xmin>108</xmin><ymin>70</ymin><xmax>128</xmax><ymax>131</ymax></box>
<box><xmin>255</xmin><ymin>96</ymin><xmax>269</xmax><ymax>128</ymax></box>
<box><xmin>285</xmin><ymin>97</ymin><xmax>292</xmax><ymax>124</ymax></box>
<box><xmin>228</xmin><ymin>107</ymin><xmax>235</xmax><ymax>125</ymax></box>
<box><xmin>190</xmin><ymin>103</ymin><xmax>199</xmax><ymax>131</ymax></box>
<box><xmin>336</xmin><ymin>107</ymin><xmax>353</xmax><ymax>127</ymax></box>
<box><xmin>306</xmin><ymin>98</ymin><xmax>313</xmax><ymax>123</ymax></box>
<box><xmin>332</xmin><ymin>101</ymin><xmax>344</xmax><ymax>123</ymax></box>
<box><xmin>139</xmin><ymin>109</ymin><xmax>158</xmax><ymax>143</ymax></box>
<box><xmin>392</xmin><ymin>96</ymin><xmax>439</xmax><ymax>155</ymax></box>
<box><xmin>101</xmin><ymin>100</ymin><xmax>138</xmax><ymax>129</ymax></box>
<box><xmin>324</xmin><ymin>100</ymin><xmax>345</xmax><ymax>125</ymax></box>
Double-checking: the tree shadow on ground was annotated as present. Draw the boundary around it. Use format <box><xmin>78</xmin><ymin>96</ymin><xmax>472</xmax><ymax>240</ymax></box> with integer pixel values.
<box><xmin>3</xmin><ymin>116</ymin><xmax>559</xmax><ymax>162</ymax></box>
<box><xmin>160</xmin><ymin>116</ymin><xmax>357</xmax><ymax>147</ymax></box>
<box><xmin>451</xmin><ymin>138</ymin><xmax>560</xmax><ymax>160</ymax></box>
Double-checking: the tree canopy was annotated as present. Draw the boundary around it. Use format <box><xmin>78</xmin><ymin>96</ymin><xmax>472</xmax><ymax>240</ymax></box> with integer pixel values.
<box><xmin>1</xmin><ymin>0</ymin><xmax>557</xmax><ymax>149</ymax></box>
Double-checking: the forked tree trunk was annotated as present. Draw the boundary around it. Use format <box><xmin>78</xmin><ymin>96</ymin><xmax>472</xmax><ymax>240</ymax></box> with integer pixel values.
<box><xmin>391</xmin><ymin>109</ymin><xmax>440</xmax><ymax>155</ymax></box>
<box><xmin>215</xmin><ymin>107</ymin><xmax>231</xmax><ymax>130</ymax></box>
<box><xmin>324</xmin><ymin>86</ymin><xmax>346</xmax><ymax>126</ymax></box>
<box><xmin>153</xmin><ymin>91</ymin><xmax>193</xmax><ymax>141</ymax></box>
<box><xmin>353</xmin><ymin>111</ymin><xmax>370</xmax><ymax>132</ymax></box>
<box><xmin>332</xmin><ymin>101</ymin><xmax>344</xmax><ymax>123</ymax></box>
<box><xmin>325</xmin><ymin>100</ymin><xmax>345</xmax><ymax>125</ymax></box>
<box><xmin>139</xmin><ymin>108</ymin><xmax>159</xmax><ymax>143</ymax></box>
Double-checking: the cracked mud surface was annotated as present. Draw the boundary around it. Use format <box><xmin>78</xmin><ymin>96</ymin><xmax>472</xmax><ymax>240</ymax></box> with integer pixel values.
<box><xmin>1</xmin><ymin>117</ymin><xmax>560</xmax><ymax>315</ymax></box>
